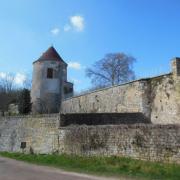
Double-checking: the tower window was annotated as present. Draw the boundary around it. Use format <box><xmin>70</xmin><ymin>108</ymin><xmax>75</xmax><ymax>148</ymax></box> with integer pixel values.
<box><xmin>47</xmin><ymin>68</ymin><xmax>53</xmax><ymax>79</ymax></box>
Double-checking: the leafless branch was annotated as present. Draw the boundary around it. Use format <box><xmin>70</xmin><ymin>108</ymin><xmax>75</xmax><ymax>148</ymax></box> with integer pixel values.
<box><xmin>86</xmin><ymin>53</ymin><xmax>136</xmax><ymax>88</ymax></box>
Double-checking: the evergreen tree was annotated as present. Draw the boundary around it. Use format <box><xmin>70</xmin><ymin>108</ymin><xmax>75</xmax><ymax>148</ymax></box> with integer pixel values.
<box><xmin>18</xmin><ymin>88</ymin><xmax>31</xmax><ymax>114</ymax></box>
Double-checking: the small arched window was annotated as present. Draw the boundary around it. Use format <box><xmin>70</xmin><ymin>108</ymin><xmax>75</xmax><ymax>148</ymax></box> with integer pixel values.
<box><xmin>47</xmin><ymin>68</ymin><xmax>53</xmax><ymax>79</ymax></box>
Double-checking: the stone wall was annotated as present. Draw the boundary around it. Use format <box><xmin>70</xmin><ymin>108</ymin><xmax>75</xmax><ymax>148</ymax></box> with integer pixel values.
<box><xmin>0</xmin><ymin>114</ymin><xmax>59</xmax><ymax>154</ymax></box>
<box><xmin>31</xmin><ymin>60</ymin><xmax>66</xmax><ymax>114</ymax></box>
<box><xmin>59</xmin><ymin>124</ymin><xmax>180</xmax><ymax>164</ymax></box>
<box><xmin>150</xmin><ymin>74</ymin><xmax>180</xmax><ymax>124</ymax></box>
<box><xmin>61</xmin><ymin>73</ymin><xmax>180</xmax><ymax>124</ymax></box>
<box><xmin>0</xmin><ymin>115</ymin><xmax>180</xmax><ymax>164</ymax></box>
<box><xmin>61</xmin><ymin>80</ymin><xmax>151</xmax><ymax>119</ymax></box>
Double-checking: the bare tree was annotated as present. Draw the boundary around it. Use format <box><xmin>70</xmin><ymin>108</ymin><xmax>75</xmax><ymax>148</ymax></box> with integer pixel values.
<box><xmin>23</xmin><ymin>73</ymin><xmax>32</xmax><ymax>90</ymax></box>
<box><xmin>0</xmin><ymin>73</ymin><xmax>18</xmax><ymax>114</ymax></box>
<box><xmin>0</xmin><ymin>73</ymin><xmax>15</xmax><ymax>93</ymax></box>
<box><xmin>86</xmin><ymin>53</ymin><xmax>136</xmax><ymax>87</ymax></box>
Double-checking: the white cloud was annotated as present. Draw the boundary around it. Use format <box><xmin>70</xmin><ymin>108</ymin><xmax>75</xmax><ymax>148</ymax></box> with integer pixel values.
<box><xmin>51</xmin><ymin>27</ymin><xmax>60</xmax><ymax>35</ymax></box>
<box><xmin>68</xmin><ymin>62</ymin><xmax>82</xmax><ymax>70</ymax></box>
<box><xmin>64</xmin><ymin>24</ymin><xmax>71</xmax><ymax>32</ymax></box>
<box><xmin>70</xmin><ymin>15</ymin><xmax>85</xmax><ymax>32</ymax></box>
<box><xmin>14</xmin><ymin>73</ymin><xmax>26</xmax><ymax>85</ymax></box>
<box><xmin>0</xmin><ymin>72</ymin><xmax>6</xmax><ymax>79</ymax></box>
<box><xmin>51</xmin><ymin>15</ymin><xmax>85</xmax><ymax>33</ymax></box>
<box><xmin>0</xmin><ymin>72</ymin><xmax>26</xmax><ymax>86</ymax></box>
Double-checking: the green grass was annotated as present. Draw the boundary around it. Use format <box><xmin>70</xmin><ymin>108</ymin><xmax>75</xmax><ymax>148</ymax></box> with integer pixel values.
<box><xmin>0</xmin><ymin>152</ymin><xmax>180</xmax><ymax>180</ymax></box>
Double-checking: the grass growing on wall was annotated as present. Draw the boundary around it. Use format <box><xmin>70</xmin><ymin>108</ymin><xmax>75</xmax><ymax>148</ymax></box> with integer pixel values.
<box><xmin>0</xmin><ymin>152</ymin><xmax>180</xmax><ymax>180</ymax></box>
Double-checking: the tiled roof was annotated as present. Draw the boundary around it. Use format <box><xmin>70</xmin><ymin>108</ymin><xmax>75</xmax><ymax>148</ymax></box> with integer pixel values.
<box><xmin>33</xmin><ymin>46</ymin><xmax>66</xmax><ymax>64</ymax></box>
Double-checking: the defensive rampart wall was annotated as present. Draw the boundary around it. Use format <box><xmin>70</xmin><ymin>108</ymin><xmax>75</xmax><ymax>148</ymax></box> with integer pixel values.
<box><xmin>0</xmin><ymin>115</ymin><xmax>180</xmax><ymax>164</ymax></box>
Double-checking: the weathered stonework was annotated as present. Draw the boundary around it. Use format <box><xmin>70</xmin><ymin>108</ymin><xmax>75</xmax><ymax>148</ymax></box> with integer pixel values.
<box><xmin>0</xmin><ymin>115</ymin><xmax>59</xmax><ymax>154</ymax></box>
<box><xmin>61</xmin><ymin>58</ymin><xmax>180</xmax><ymax>124</ymax></box>
<box><xmin>61</xmin><ymin>80</ymin><xmax>151</xmax><ymax>118</ymax></box>
<box><xmin>150</xmin><ymin>74</ymin><xmax>179</xmax><ymax>124</ymax></box>
<box><xmin>0</xmin><ymin>58</ymin><xmax>180</xmax><ymax>164</ymax></box>
<box><xmin>31</xmin><ymin>47</ymin><xmax>73</xmax><ymax>114</ymax></box>
<box><xmin>59</xmin><ymin>125</ymin><xmax>180</xmax><ymax>164</ymax></box>
<box><xmin>0</xmin><ymin>115</ymin><xmax>180</xmax><ymax>164</ymax></box>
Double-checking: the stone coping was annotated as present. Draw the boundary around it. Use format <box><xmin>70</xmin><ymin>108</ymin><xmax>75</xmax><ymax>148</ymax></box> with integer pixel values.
<box><xmin>59</xmin><ymin>123</ymin><xmax>180</xmax><ymax>129</ymax></box>
<box><xmin>63</xmin><ymin>73</ymin><xmax>172</xmax><ymax>100</ymax></box>
<box><xmin>0</xmin><ymin>113</ymin><xmax>60</xmax><ymax>119</ymax></box>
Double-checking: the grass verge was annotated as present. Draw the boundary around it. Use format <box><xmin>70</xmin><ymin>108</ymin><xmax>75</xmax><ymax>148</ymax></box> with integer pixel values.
<box><xmin>0</xmin><ymin>152</ymin><xmax>180</xmax><ymax>179</ymax></box>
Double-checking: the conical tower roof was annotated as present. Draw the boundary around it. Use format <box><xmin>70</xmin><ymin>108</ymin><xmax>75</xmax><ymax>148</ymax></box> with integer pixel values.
<box><xmin>33</xmin><ymin>46</ymin><xmax>66</xmax><ymax>64</ymax></box>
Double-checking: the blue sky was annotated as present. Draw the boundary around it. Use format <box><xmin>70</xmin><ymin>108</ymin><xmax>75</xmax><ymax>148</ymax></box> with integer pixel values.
<box><xmin>0</xmin><ymin>0</ymin><xmax>180</xmax><ymax>91</ymax></box>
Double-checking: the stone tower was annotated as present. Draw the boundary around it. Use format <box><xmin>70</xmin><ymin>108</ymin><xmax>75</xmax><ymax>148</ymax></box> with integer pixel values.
<box><xmin>172</xmin><ymin>57</ymin><xmax>180</xmax><ymax>77</ymax></box>
<box><xmin>31</xmin><ymin>46</ymin><xmax>73</xmax><ymax>114</ymax></box>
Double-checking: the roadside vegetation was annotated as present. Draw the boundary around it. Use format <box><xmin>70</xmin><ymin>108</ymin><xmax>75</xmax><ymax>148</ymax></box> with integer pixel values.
<box><xmin>0</xmin><ymin>152</ymin><xmax>180</xmax><ymax>179</ymax></box>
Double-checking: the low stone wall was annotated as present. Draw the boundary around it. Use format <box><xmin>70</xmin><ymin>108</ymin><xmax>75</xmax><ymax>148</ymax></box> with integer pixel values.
<box><xmin>0</xmin><ymin>115</ymin><xmax>180</xmax><ymax>164</ymax></box>
<box><xmin>60</xmin><ymin>113</ymin><xmax>151</xmax><ymax>127</ymax></box>
<box><xmin>0</xmin><ymin>114</ymin><xmax>59</xmax><ymax>154</ymax></box>
<box><xmin>59</xmin><ymin>124</ymin><xmax>180</xmax><ymax>164</ymax></box>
